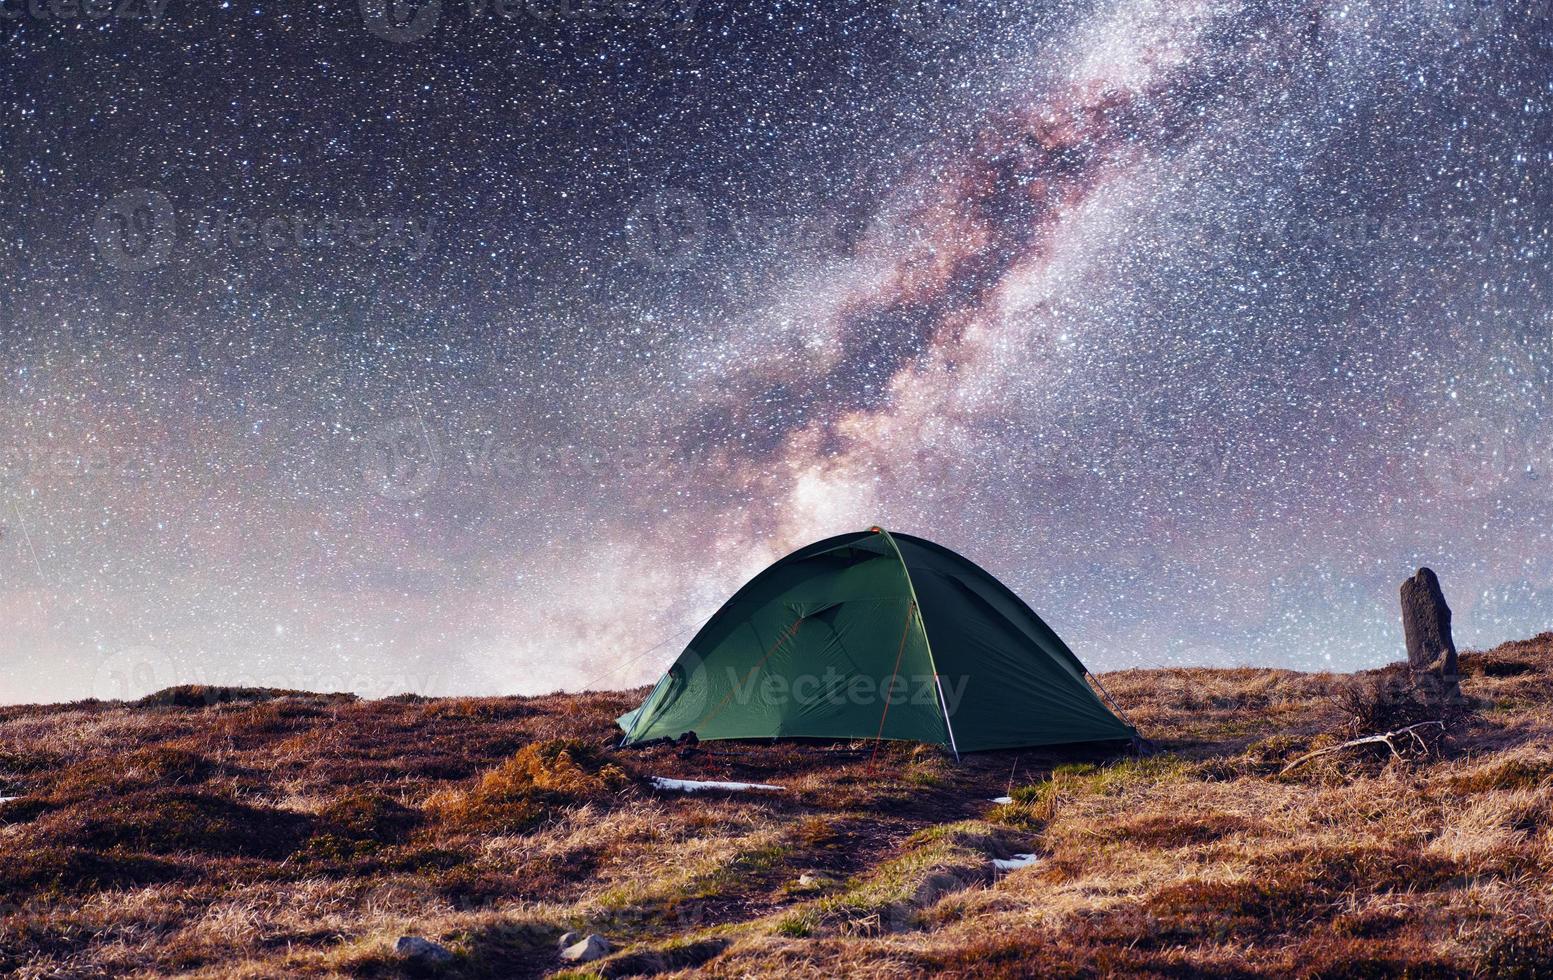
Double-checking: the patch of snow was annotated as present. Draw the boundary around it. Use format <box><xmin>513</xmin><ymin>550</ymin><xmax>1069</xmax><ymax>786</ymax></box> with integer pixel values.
<box><xmin>993</xmin><ymin>853</ymin><xmax>1040</xmax><ymax>871</ymax></box>
<box><xmin>649</xmin><ymin>776</ymin><xmax>784</xmax><ymax>793</ymax></box>
<box><xmin>990</xmin><ymin>796</ymin><xmax>1013</xmax><ymax>804</ymax></box>
<box><xmin>0</xmin><ymin>797</ymin><xmax>19</xmax><ymax>805</ymax></box>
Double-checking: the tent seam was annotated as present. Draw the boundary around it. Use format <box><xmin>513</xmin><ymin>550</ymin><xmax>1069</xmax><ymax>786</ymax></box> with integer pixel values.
<box><xmin>876</xmin><ymin>527</ymin><xmax>956</xmax><ymax>758</ymax></box>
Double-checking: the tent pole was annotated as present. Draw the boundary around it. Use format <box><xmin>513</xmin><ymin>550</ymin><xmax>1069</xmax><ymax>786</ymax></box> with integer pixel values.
<box><xmin>1088</xmin><ymin>671</ymin><xmax>1136</xmax><ymax>729</ymax></box>
<box><xmin>869</xmin><ymin>600</ymin><xmax>919</xmax><ymax>764</ymax></box>
<box><xmin>876</xmin><ymin>528</ymin><xmax>961</xmax><ymax>763</ymax></box>
<box><xmin>933</xmin><ymin>673</ymin><xmax>962</xmax><ymax>763</ymax></box>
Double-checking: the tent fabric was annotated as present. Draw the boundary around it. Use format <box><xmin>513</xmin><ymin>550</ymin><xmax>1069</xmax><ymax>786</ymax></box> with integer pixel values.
<box><xmin>616</xmin><ymin>528</ymin><xmax>1133</xmax><ymax>754</ymax></box>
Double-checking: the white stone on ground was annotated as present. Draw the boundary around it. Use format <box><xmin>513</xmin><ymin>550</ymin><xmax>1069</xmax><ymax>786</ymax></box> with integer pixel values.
<box><xmin>560</xmin><ymin>934</ymin><xmax>611</xmax><ymax>963</ymax></box>
<box><xmin>394</xmin><ymin>936</ymin><xmax>453</xmax><ymax>964</ymax></box>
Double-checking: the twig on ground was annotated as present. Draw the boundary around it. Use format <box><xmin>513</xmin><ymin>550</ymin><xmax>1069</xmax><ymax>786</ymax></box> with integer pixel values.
<box><xmin>1279</xmin><ymin>721</ymin><xmax>1446</xmax><ymax>775</ymax></box>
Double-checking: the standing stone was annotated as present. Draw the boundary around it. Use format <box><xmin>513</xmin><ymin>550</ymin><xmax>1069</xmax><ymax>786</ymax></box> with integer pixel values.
<box><xmin>1401</xmin><ymin>568</ymin><xmax>1459</xmax><ymax>703</ymax></box>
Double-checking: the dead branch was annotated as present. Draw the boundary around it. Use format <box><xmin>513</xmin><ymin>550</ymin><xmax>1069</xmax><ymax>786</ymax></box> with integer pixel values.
<box><xmin>1279</xmin><ymin>721</ymin><xmax>1446</xmax><ymax>775</ymax></box>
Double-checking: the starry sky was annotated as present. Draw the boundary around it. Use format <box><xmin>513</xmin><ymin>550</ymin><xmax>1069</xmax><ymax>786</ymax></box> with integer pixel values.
<box><xmin>2</xmin><ymin>0</ymin><xmax>1551</xmax><ymax>704</ymax></box>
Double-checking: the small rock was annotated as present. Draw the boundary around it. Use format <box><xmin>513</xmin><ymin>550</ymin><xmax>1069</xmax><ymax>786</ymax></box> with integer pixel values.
<box><xmin>797</xmin><ymin>873</ymin><xmax>821</xmax><ymax>887</ymax></box>
<box><xmin>395</xmin><ymin>936</ymin><xmax>453</xmax><ymax>965</ymax></box>
<box><xmin>556</xmin><ymin>931</ymin><xmax>581</xmax><ymax>949</ymax></box>
<box><xmin>560</xmin><ymin>933</ymin><xmax>611</xmax><ymax>963</ymax></box>
<box><xmin>910</xmin><ymin>870</ymin><xmax>965</xmax><ymax>906</ymax></box>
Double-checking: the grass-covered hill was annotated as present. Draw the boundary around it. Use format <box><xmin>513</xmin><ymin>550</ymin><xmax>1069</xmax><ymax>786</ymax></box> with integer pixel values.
<box><xmin>2</xmin><ymin>634</ymin><xmax>1552</xmax><ymax>978</ymax></box>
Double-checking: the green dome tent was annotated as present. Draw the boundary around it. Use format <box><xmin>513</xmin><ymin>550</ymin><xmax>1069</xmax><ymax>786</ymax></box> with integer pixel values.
<box><xmin>617</xmin><ymin>528</ymin><xmax>1134</xmax><ymax>757</ymax></box>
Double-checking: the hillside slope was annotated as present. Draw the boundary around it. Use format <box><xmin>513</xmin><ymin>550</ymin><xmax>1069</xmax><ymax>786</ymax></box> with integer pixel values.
<box><xmin>2</xmin><ymin>635</ymin><xmax>1552</xmax><ymax>978</ymax></box>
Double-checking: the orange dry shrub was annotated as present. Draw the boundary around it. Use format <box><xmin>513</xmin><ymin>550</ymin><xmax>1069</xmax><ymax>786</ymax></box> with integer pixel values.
<box><xmin>424</xmin><ymin>739</ymin><xmax>633</xmax><ymax>833</ymax></box>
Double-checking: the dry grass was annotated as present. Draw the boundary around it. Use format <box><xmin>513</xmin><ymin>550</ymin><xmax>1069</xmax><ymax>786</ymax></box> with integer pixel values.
<box><xmin>0</xmin><ymin>635</ymin><xmax>1550</xmax><ymax>978</ymax></box>
<box><xmin>424</xmin><ymin>739</ymin><xmax>635</xmax><ymax>834</ymax></box>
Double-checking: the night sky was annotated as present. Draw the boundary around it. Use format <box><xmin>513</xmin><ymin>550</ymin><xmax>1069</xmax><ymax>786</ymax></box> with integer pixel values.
<box><xmin>2</xmin><ymin>0</ymin><xmax>1551</xmax><ymax>704</ymax></box>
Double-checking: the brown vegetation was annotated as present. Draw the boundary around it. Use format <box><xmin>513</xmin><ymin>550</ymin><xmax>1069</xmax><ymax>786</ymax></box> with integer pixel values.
<box><xmin>424</xmin><ymin>739</ymin><xmax>635</xmax><ymax>833</ymax></box>
<box><xmin>0</xmin><ymin>635</ymin><xmax>1550</xmax><ymax>978</ymax></box>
